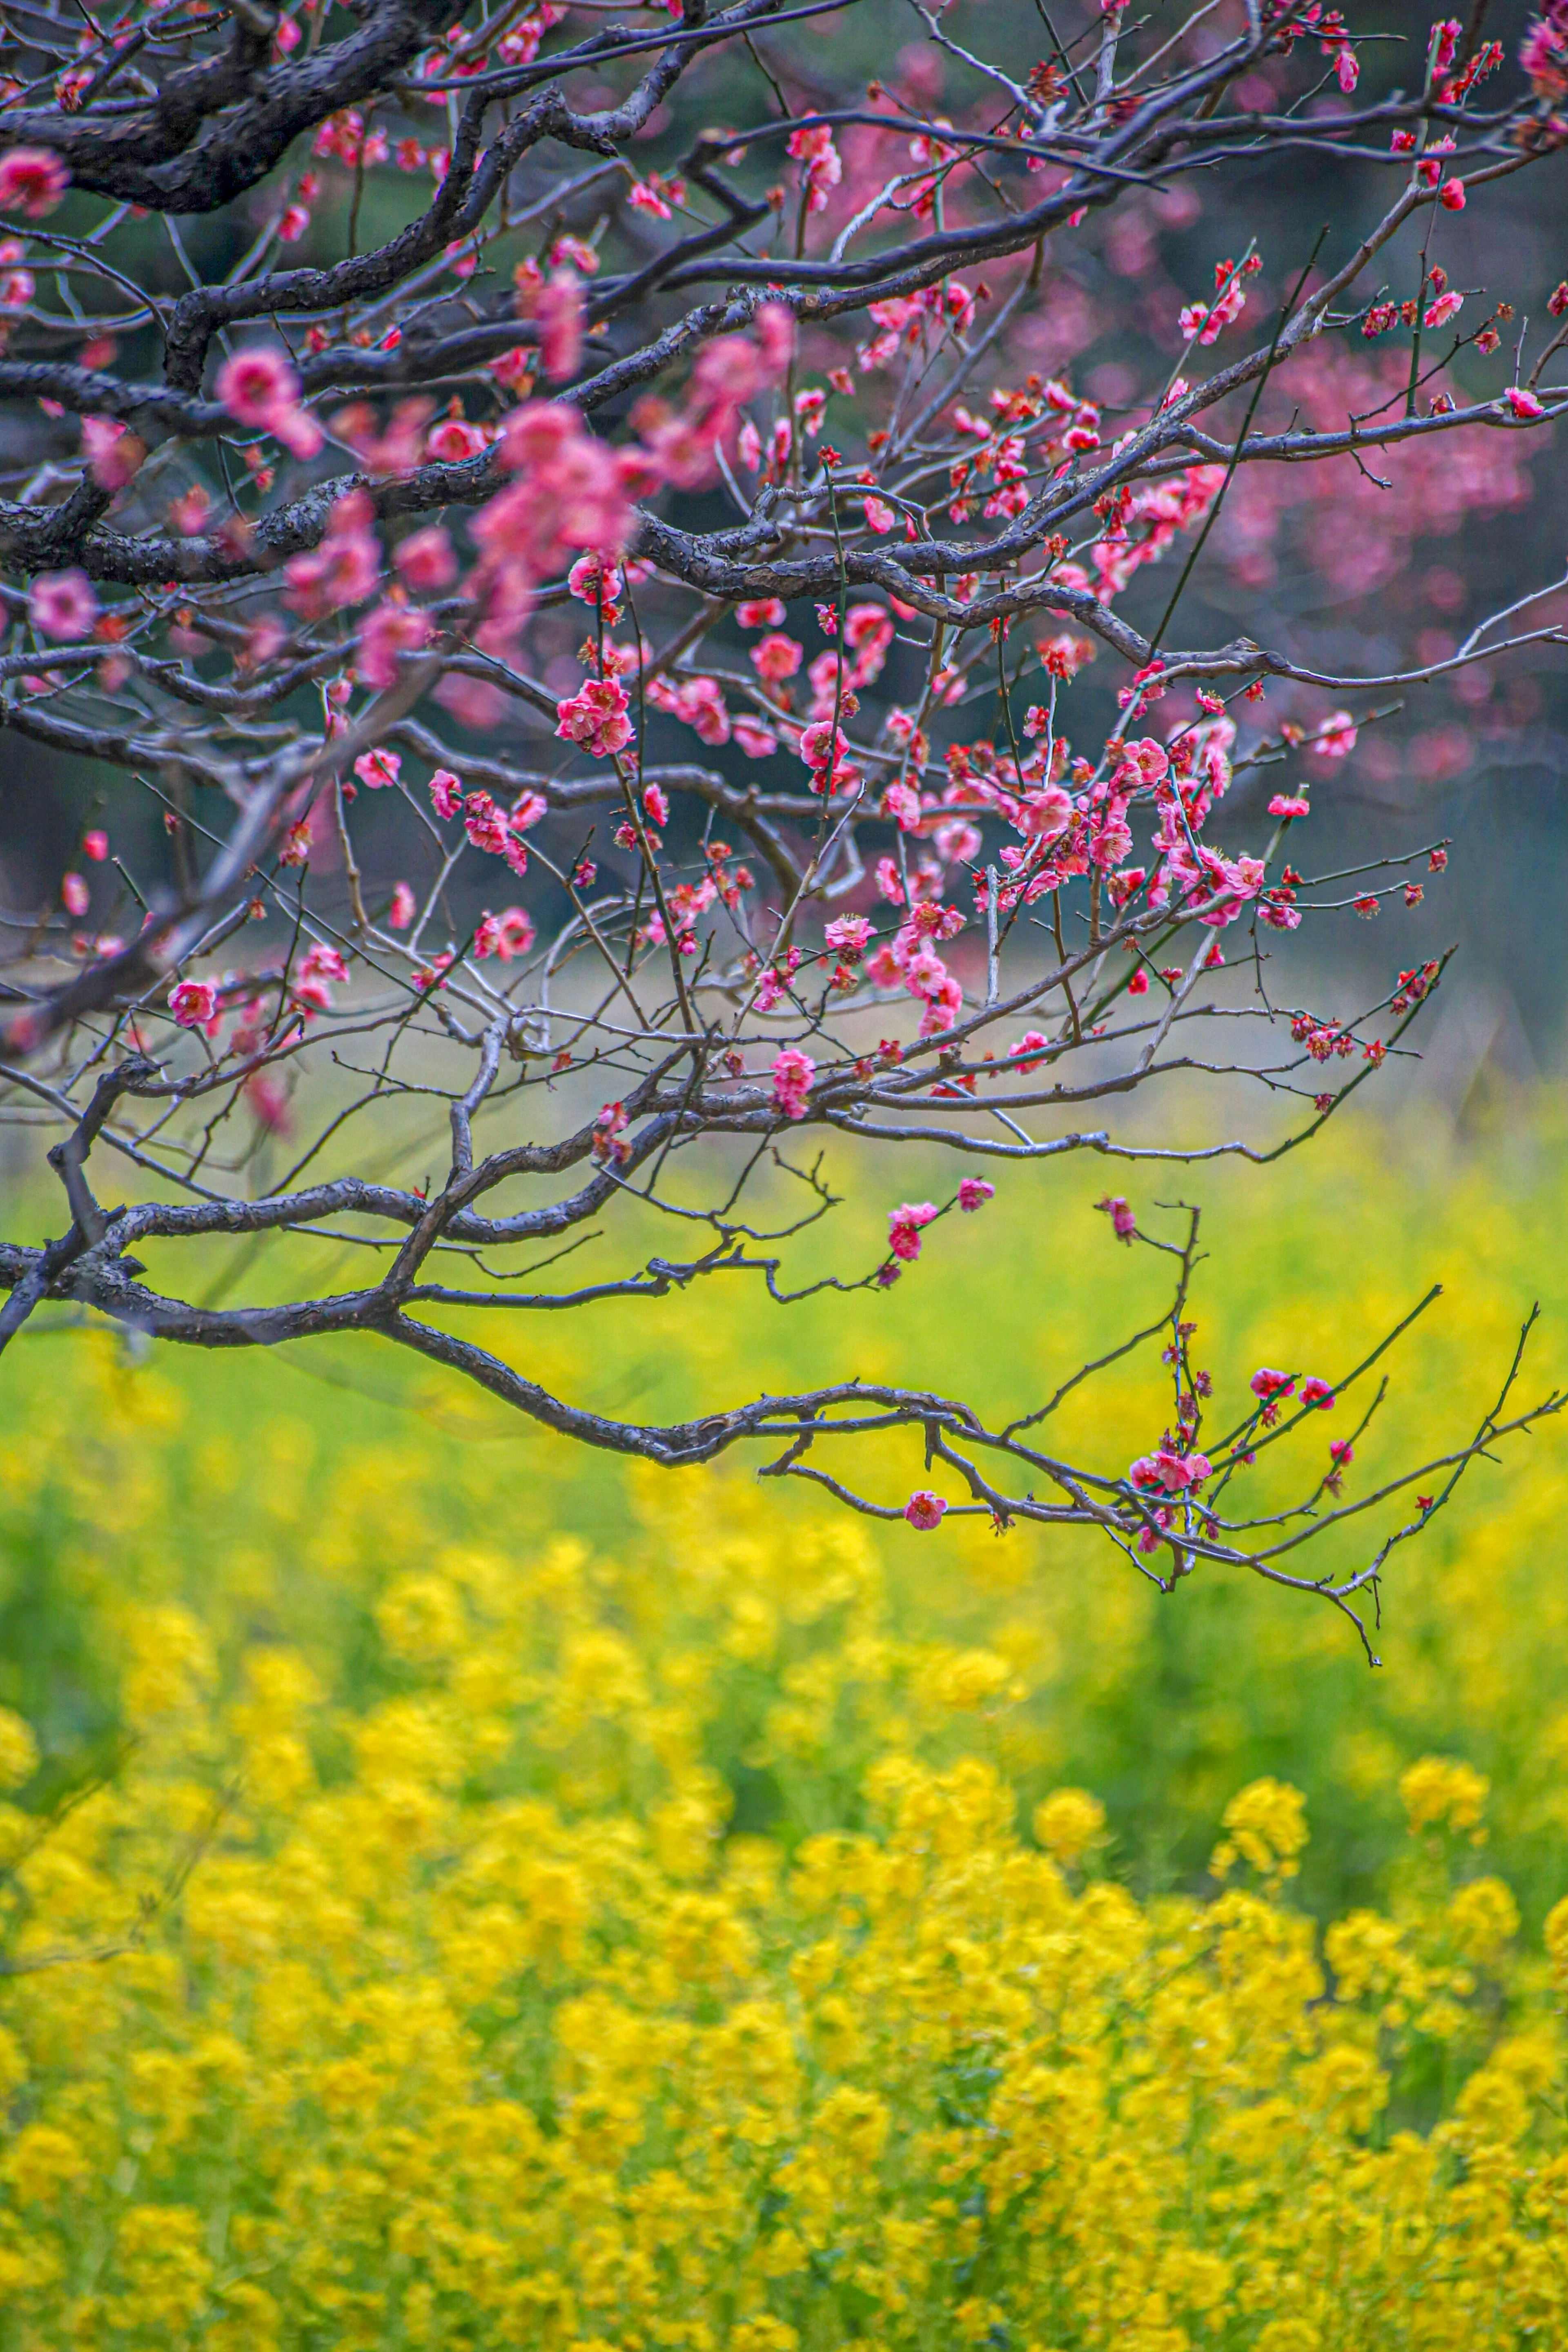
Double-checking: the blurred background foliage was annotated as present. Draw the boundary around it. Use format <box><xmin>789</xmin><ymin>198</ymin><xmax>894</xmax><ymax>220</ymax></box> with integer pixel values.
<box><xmin>9</xmin><ymin>1100</ymin><xmax>1568</xmax><ymax>2341</ymax></box>
<box><xmin>4</xmin><ymin>1095</ymin><xmax>1566</xmax><ymax>1930</ymax></box>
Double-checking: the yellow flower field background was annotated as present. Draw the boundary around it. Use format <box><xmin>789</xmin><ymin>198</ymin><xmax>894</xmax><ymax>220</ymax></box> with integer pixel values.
<box><xmin>4</xmin><ymin>1100</ymin><xmax>1568</xmax><ymax>2346</ymax></box>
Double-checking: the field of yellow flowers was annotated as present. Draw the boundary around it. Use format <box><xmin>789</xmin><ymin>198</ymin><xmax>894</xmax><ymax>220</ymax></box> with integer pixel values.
<box><xmin>4</xmin><ymin>1104</ymin><xmax>1568</xmax><ymax>2348</ymax></box>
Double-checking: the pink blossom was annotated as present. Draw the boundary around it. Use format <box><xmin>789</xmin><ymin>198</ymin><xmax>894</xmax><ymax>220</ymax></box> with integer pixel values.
<box><xmin>81</xmin><ymin>414</ymin><xmax>143</xmax><ymax>491</ymax></box>
<box><xmin>463</xmin><ymin>792</ymin><xmax>512</xmax><ymax>858</ymax></box>
<box><xmin>904</xmin><ymin>1490</ymin><xmax>947</xmax><ymax>1531</ymax></box>
<box><xmin>395</xmin><ymin>525</ymin><xmax>456</xmax><ymax>591</ymax></box>
<box><xmin>1268</xmin><ymin>794</ymin><xmax>1311</xmax><ymax>819</ymax></box>
<box><xmin>480</xmin><ymin>402</ymin><xmax>633</xmax><ymax>572</ymax></box>
<box><xmin>339</xmin><ymin>402</ymin><xmax>442</xmax><ymax>480</ymax></box>
<box><xmin>1314</xmin><ymin>711</ymin><xmax>1357</xmax><ymax>758</ymax></box>
<box><xmin>555</xmin><ymin>676</ymin><xmax>633</xmax><ymax>758</ymax></box>
<box><xmin>824</xmin><ymin>914</ymin><xmax>871</xmax><ymax>961</ymax></box>
<box><xmin>300</xmin><ymin>942</ymin><xmax>347</xmax><ymax>987</ymax></box>
<box><xmin>732</xmin><ymin>717</ymin><xmax>778</xmax><ymax>759</ymax></box>
<box><xmin>29</xmin><ymin>569</ymin><xmax>97</xmax><ymax>641</ymax></box>
<box><xmin>737</xmin><ymin>598</ymin><xmax>786</xmax><ymax>628</ymax></box>
<box><xmin>1250</xmin><ymin>1367</ymin><xmax>1296</xmax><ymax>1402</ymax></box>
<box><xmin>1423</xmin><ymin>290</ymin><xmax>1463</xmax><ymax>330</ymax></box>
<box><xmin>548</xmin><ymin>234</ymin><xmax>597</xmax><ymax>278</ymax></box>
<box><xmin>1130</xmin><ymin>1448</ymin><xmax>1212</xmax><ymax>1494</ymax></box>
<box><xmin>278</xmin><ymin>202</ymin><xmax>311</xmax><ymax>243</ymax></box>
<box><xmin>169</xmin><ymin>978</ymin><xmax>218</xmax><ymax>1028</ymax></box>
<box><xmin>61</xmin><ymin>871</ymin><xmax>89</xmax><ymax>918</ymax></box>
<box><xmin>354</xmin><ymin>747</ymin><xmax>401</xmax><ymax>789</ymax></box>
<box><xmin>430</xmin><ymin>768</ymin><xmax>464</xmax><ymax>819</ymax></box>
<box><xmin>786</xmin><ymin>124</ymin><xmax>843</xmax><ymax>213</ymax></box>
<box><xmin>1096</xmin><ymin>1194</ymin><xmax>1136</xmax><ymax>1243</ymax></box>
<box><xmin>888</xmin><ymin>1200</ymin><xmax>938</xmax><ymax>1261</ymax></box>
<box><xmin>272</xmin><ymin>401</ymin><xmax>325</xmax><ymax>459</ymax></box>
<box><xmin>425</xmin><ymin>415</ymin><xmax>487</xmax><ymax>464</ymax></box>
<box><xmin>293</xmin><ymin>971</ymin><xmax>334</xmax><ymax>1013</ymax></box>
<box><xmin>1039</xmin><ymin>633</ymin><xmax>1094</xmax><ymax>680</ymax></box>
<box><xmin>755</xmin><ymin>958</ymin><xmax>799</xmax><ymax>1013</ymax></box>
<box><xmin>1299</xmin><ymin>1377</ymin><xmax>1336</xmax><ymax>1410</ymax></box>
<box><xmin>435</xmin><ymin>673</ymin><xmax>510</xmax><ymax>724</ymax></box>
<box><xmin>862</xmin><ymin>495</ymin><xmax>895</xmax><ymax>533</ymax></box>
<box><xmin>672</xmin><ymin>676</ymin><xmax>731</xmax><ymax>746</ymax></box>
<box><xmin>356</xmin><ymin>599</ymin><xmax>432</xmax><ymax>690</ymax></box>
<box><xmin>567</xmin><ymin>553</ymin><xmax>621</xmax><ymax>610</ymax></box>
<box><xmin>82</xmin><ymin>830</ymin><xmax>108</xmax><ymax>863</ymax></box>
<box><xmin>755</xmin><ymin>302</ymin><xmax>794</xmax><ymax>377</ymax></box>
<box><xmin>958</xmin><ymin>1178</ymin><xmax>995</xmax><ymax>1212</ymax></box>
<box><xmin>474</xmin><ymin>904</ymin><xmax>536</xmax><ymax>960</ymax></box>
<box><xmin>216</xmin><ymin>345</ymin><xmax>300</xmax><ymax>428</ymax></box>
<box><xmin>0</xmin><ymin>148</ymin><xmax>69</xmax><ymax>218</ymax></box>
<box><xmin>284</xmin><ymin>488</ymin><xmax>381</xmax><ymax>618</ymax></box>
<box><xmin>1016</xmin><ymin>786</ymin><xmax>1074</xmax><ymax>841</ymax></box>
<box><xmin>643</xmin><ymin>782</ymin><xmax>669</xmax><ymax>828</ymax></box>
<box><xmin>882</xmin><ymin>780</ymin><xmax>923</xmax><ymax>831</ymax></box>
<box><xmin>169</xmin><ymin>486</ymin><xmax>211</xmax><ymax>536</ymax></box>
<box><xmin>934</xmin><ymin>818</ymin><xmax>980</xmax><ymax>866</ymax></box>
<box><xmin>537</xmin><ymin>272</ymin><xmax>584</xmax><ymax>383</ymax></box>
<box><xmin>771</xmin><ymin>1047</ymin><xmax>815</xmax><ymax>1121</ymax></box>
<box><xmin>1503</xmin><ymin>386</ymin><xmax>1546</xmax><ymax>421</ymax></box>
<box><xmin>511</xmin><ymin>791</ymin><xmax>548</xmax><ymax>831</ymax></box>
<box><xmin>389</xmin><ymin>882</ymin><xmax>417</xmax><ymax>929</ymax></box>
<box><xmin>751</xmin><ymin>632</ymin><xmax>802</xmax><ymax>684</ymax></box>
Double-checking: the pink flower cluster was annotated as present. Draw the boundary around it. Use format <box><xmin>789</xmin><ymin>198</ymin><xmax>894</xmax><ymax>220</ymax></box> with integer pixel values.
<box><xmin>863</xmin><ymin>898</ymin><xmax>967</xmax><ymax>1038</ymax></box>
<box><xmin>286</xmin><ymin>488</ymin><xmax>381</xmax><ymax>618</ymax></box>
<box><xmin>29</xmin><ymin>569</ymin><xmax>98</xmax><ymax>642</ymax></box>
<box><xmin>0</xmin><ymin>148</ymin><xmax>69</xmax><ymax>218</ymax></box>
<box><xmin>555</xmin><ymin>676</ymin><xmax>633</xmax><ymax>759</ymax></box>
<box><xmin>216</xmin><ymin>345</ymin><xmax>322</xmax><ymax>461</ymax></box>
<box><xmin>1130</xmin><ymin>1445</ymin><xmax>1212</xmax><ymax>1495</ymax></box>
<box><xmin>770</xmin><ymin>1048</ymin><xmax>815</xmax><ymax>1121</ymax></box>
<box><xmin>888</xmin><ymin>1201</ymin><xmax>938</xmax><ymax>1262</ymax></box>
<box><xmin>633</xmin><ymin>302</ymin><xmax>793</xmax><ymax>489</ymax></box>
<box><xmin>1250</xmin><ymin>1367</ymin><xmax>1335</xmax><ymax>1425</ymax></box>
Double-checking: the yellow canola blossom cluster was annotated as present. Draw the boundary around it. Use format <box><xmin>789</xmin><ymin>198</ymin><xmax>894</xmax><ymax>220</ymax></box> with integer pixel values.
<box><xmin>1</xmin><ymin>1350</ymin><xmax>1568</xmax><ymax>2351</ymax></box>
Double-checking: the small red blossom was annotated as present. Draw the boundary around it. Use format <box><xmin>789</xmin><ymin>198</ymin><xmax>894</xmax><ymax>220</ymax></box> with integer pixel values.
<box><xmin>1096</xmin><ymin>1194</ymin><xmax>1136</xmax><ymax>1243</ymax></box>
